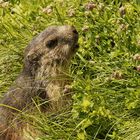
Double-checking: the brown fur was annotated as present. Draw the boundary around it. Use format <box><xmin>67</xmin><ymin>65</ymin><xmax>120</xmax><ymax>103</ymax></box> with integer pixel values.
<box><xmin>0</xmin><ymin>25</ymin><xmax>79</xmax><ymax>140</ymax></box>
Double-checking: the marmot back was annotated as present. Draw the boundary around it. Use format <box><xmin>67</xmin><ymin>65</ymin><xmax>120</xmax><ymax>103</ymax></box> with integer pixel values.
<box><xmin>0</xmin><ymin>25</ymin><xmax>79</xmax><ymax>140</ymax></box>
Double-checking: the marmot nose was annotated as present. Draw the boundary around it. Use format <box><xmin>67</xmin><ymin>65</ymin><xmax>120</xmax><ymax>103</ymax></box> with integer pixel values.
<box><xmin>71</xmin><ymin>26</ymin><xmax>78</xmax><ymax>35</ymax></box>
<box><xmin>73</xmin><ymin>29</ymin><xmax>78</xmax><ymax>35</ymax></box>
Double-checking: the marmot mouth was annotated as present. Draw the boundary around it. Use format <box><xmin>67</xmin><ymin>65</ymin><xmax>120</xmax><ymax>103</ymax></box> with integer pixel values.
<box><xmin>71</xmin><ymin>44</ymin><xmax>79</xmax><ymax>52</ymax></box>
<box><xmin>75</xmin><ymin>44</ymin><xmax>79</xmax><ymax>49</ymax></box>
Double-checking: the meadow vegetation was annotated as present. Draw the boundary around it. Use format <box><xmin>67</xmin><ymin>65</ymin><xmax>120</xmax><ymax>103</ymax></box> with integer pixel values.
<box><xmin>0</xmin><ymin>0</ymin><xmax>140</xmax><ymax>139</ymax></box>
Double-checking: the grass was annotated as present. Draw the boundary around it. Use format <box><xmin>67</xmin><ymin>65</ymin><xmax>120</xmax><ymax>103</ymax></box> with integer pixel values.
<box><xmin>1</xmin><ymin>0</ymin><xmax>140</xmax><ymax>139</ymax></box>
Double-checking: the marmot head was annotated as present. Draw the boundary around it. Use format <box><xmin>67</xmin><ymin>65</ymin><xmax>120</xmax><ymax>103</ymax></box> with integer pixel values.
<box><xmin>23</xmin><ymin>25</ymin><xmax>79</xmax><ymax>76</ymax></box>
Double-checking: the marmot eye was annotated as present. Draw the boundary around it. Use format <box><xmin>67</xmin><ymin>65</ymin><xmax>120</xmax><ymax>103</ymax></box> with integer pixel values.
<box><xmin>46</xmin><ymin>39</ymin><xmax>58</xmax><ymax>48</ymax></box>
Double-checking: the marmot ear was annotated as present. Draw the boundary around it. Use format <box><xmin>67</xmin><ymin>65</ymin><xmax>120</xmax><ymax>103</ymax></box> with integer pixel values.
<box><xmin>23</xmin><ymin>52</ymin><xmax>41</xmax><ymax>76</ymax></box>
<box><xmin>26</xmin><ymin>52</ymin><xmax>39</xmax><ymax>62</ymax></box>
<box><xmin>25</xmin><ymin>47</ymin><xmax>42</xmax><ymax>63</ymax></box>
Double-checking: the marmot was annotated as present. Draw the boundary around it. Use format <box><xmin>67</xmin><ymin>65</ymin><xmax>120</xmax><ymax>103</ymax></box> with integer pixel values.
<box><xmin>0</xmin><ymin>25</ymin><xmax>79</xmax><ymax>140</ymax></box>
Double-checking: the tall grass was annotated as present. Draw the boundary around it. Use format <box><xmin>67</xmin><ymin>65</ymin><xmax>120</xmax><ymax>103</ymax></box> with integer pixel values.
<box><xmin>1</xmin><ymin>0</ymin><xmax>140</xmax><ymax>139</ymax></box>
